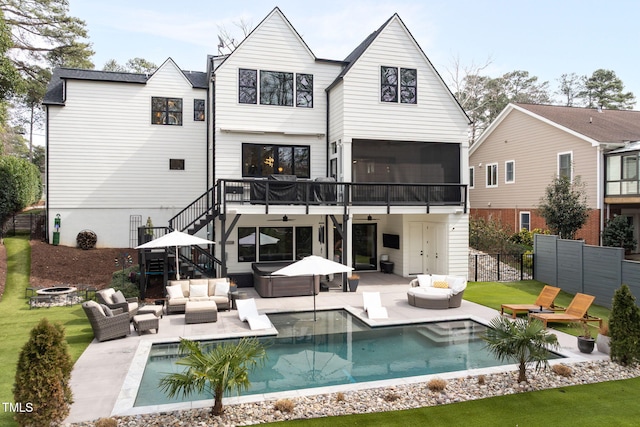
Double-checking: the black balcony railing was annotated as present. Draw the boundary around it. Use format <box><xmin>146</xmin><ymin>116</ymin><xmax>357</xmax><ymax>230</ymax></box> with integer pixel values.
<box><xmin>219</xmin><ymin>178</ymin><xmax>467</xmax><ymax>214</ymax></box>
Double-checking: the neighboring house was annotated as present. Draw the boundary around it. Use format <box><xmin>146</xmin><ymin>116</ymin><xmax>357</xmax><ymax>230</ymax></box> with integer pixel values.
<box><xmin>44</xmin><ymin>7</ymin><xmax>470</xmax><ymax>282</ymax></box>
<box><xmin>469</xmin><ymin>103</ymin><xmax>640</xmax><ymax>250</ymax></box>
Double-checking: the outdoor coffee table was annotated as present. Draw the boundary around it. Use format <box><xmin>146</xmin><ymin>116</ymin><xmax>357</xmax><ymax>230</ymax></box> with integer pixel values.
<box><xmin>133</xmin><ymin>313</ymin><xmax>159</xmax><ymax>334</ymax></box>
<box><xmin>185</xmin><ymin>301</ymin><xmax>218</xmax><ymax>324</ymax></box>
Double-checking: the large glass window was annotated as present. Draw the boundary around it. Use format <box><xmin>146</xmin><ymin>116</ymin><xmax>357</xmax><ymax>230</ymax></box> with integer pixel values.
<box><xmin>295</xmin><ymin>227</ymin><xmax>312</xmax><ymax>259</ymax></box>
<box><xmin>238</xmin><ymin>227</ymin><xmax>257</xmax><ymax>262</ymax></box>
<box><xmin>259</xmin><ymin>227</ymin><xmax>293</xmax><ymax>261</ymax></box>
<box><xmin>242</xmin><ymin>143</ymin><xmax>310</xmax><ymax>178</ymax></box>
<box><xmin>260</xmin><ymin>71</ymin><xmax>293</xmax><ymax>106</ymax></box>
<box><xmin>353</xmin><ymin>224</ymin><xmax>377</xmax><ymax>271</ymax></box>
<box><xmin>296</xmin><ymin>74</ymin><xmax>313</xmax><ymax>107</ymax></box>
<box><xmin>239</xmin><ymin>69</ymin><xmax>257</xmax><ymax>104</ymax></box>
<box><xmin>151</xmin><ymin>97</ymin><xmax>182</xmax><ymax>125</ymax></box>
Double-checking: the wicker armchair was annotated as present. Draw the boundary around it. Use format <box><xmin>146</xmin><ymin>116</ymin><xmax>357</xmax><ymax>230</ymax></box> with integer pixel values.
<box><xmin>96</xmin><ymin>288</ymin><xmax>139</xmax><ymax>319</ymax></box>
<box><xmin>82</xmin><ymin>301</ymin><xmax>131</xmax><ymax>342</ymax></box>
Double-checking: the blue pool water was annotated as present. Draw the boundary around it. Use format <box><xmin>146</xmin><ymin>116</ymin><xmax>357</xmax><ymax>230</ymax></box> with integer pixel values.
<box><xmin>134</xmin><ymin>310</ymin><xmax>561</xmax><ymax>407</ymax></box>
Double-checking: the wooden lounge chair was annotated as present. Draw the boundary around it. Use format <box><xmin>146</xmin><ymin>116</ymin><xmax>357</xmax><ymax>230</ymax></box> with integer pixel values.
<box><xmin>500</xmin><ymin>285</ymin><xmax>562</xmax><ymax>318</ymax></box>
<box><xmin>529</xmin><ymin>293</ymin><xmax>602</xmax><ymax>328</ymax></box>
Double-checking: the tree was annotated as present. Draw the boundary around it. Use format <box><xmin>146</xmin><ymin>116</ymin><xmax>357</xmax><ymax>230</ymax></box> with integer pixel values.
<box><xmin>602</xmin><ymin>215</ymin><xmax>637</xmax><ymax>253</ymax></box>
<box><xmin>160</xmin><ymin>337</ymin><xmax>266</xmax><ymax>415</ymax></box>
<box><xmin>538</xmin><ymin>175</ymin><xmax>589</xmax><ymax>239</ymax></box>
<box><xmin>13</xmin><ymin>318</ymin><xmax>73</xmax><ymax>427</ymax></box>
<box><xmin>556</xmin><ymin>72</ymin><xmax>584</xmax><ymax>107</ymax></box>
<box><xmin>483</xmin><ymin>316</ymin><xmax>559</xmax><ymax>382</ymax></box>
<box><xmin>609</xmin><ymin>284</ymin><xmax>640</xmax><ymax>366</ymax></box>
<box><xmin>0</xmin><ymin>9</ymin><xmax>21</xmax><ymax>102</ymax></box>
<box><xmin>579</xmin><ymin>69</ymin><xmax>635</xmax><ymax>110</ymax></box>
<box><xmin>0</xmin><ymin>154</ymin><xmax>42</xmax><ymax>228</ymax></box>
<box><xmin>103</xmin><ymin>57</ymin><xmax>157</xmax><ymax>74</ymax></box>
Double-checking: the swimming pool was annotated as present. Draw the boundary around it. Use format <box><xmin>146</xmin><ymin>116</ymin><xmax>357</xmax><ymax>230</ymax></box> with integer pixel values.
<box><xmin>134</xmin><ymin>310</ymin><xmax>561</xmax><ymax>407</ymax></box>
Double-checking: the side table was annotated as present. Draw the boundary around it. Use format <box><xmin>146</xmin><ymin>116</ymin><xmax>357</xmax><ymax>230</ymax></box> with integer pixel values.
<box><xmin>380</xmin><ymin>260</ymin><xmax>394</xmax><ymax>274</ymax></box>
<box><xmin>229</xmin><ymin>291</ymin><xmax>248</xmax><ymax>310</ymax></box>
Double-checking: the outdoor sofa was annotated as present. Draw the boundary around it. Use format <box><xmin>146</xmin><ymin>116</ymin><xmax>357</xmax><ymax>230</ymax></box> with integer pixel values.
<box><xmin>407</xmin><ymin>274</ymin><xmax>467</xmax><ymax>309</ymax></box>
<box><xmin>165</xmin><ymin>278</ymin><xmax>230</xmax><ymax>314</ymax></box>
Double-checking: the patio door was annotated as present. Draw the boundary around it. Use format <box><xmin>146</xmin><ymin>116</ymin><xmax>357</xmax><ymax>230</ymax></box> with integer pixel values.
<box><xmin>352</xmin><ymin>223</ymin><xmax>377</xmax><ymax>271</ymax></box>
<box><xmin>408</xmin><ymin>222</ymin><xmax>446</xmax><ymax>275</ymax></box>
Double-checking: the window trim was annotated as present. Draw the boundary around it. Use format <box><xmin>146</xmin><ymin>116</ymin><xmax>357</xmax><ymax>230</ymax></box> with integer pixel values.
<box><xmin>519</xmin><ymin>211</ymin><xmax>531</xmax><ymax>231</ymax></box>
<box><xmin>505</xmin><ymin>160</ymin><xmax>515</xmax><ymax>184</ymax></box>
<box><xmin>238</xmin><ymin>68</ymin><xmax>258</xmax><ymax>104</ymax></box>
<box><xmin>469</xmin><ymin>166</ymin><xmax>475</xmax><ymax>189</ymax></box>
<box><xmin>151</xmin><ymin>97</ymin><xmax>183</xmax><ymax>126</ymax></box>
<box><xmin>381</xmin><ymin>66</ymin><xmax>417</xmax><ymax>104</ymax></box>
<box><xmin>486</xmin><ymin>163</ymin><xmax>498</xmax><ymax>188</ymax></box>
<box><xmin>558</xmin><ymin>151</ymin><xmax>573</xmax><ymax>181</ymax></box>
<box><xmin>169</xmin><ymin>159</ymin><xmax>185</xmax><ymax>170</ymax></box>
<box><xmin>193</xmin><ymin>99</ymin><xmax>205</xmax><ymax>121</ymax></box>
<box><xmin>242</xmin><ymin>143</ymin><xmax>311</xmax><ymax>179</ymax></box>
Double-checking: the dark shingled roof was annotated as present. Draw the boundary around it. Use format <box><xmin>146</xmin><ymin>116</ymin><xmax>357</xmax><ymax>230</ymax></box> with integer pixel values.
<box><xmin>43</xmin><ymin>67</ymin><xmax>207</xmax><ymax>105</ymax></box>
<box><xmin>515</xmin><ymin>103</ymin><xmax>640</xmax><ymax>144</ymax></box>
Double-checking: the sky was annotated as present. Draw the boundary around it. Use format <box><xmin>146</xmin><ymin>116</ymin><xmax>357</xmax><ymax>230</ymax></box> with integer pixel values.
<box><xmin>66</xmin><ymin>0</ymin><xmax>640</xmax><ymax>106</ymax></box>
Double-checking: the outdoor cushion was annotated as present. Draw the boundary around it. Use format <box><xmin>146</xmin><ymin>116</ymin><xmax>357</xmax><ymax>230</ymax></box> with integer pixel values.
<box><xmin>214</xmin><ymin>280</ymin><xmax>230</xmax><ymax>296</ymax></box>
<box><xmin>100</xmin><ymin>304</ymin><xmax>113</xmax><ymax>317</ymax></box>
<box><xmin>450</xmin><ymin>277</ymin><xmax>467</xmax><ymax>293</ymax></box>
<box><xmin>168</xmin><ymin>280</ymin><xmax>191</xmax><ymax>297</ymax></box>
<box><xmin>189</xmin><ymin>284</ymin><xmax>208</xmax><ymax>298</ymax></box>
<box><xmin>86</xmin><ymin>300</ymin><xmax>105</xmax><ymax>316</ymax></box>
<box><xmin>166</xmin><ymin>285</ymin><xmax>184</xmax><ymax>299</ymax></box>
<box><xmin>417</xmin><ymin>274</ymin><xmax>431</xmax><ymax>287</ymax></box>
<box><xmin>112</xmin><ymin>290</ymin><xmax>127</xmax><ymax>304</ymax></box>
<box><xmin>208</xmin><ymin>278</ymin><xmax>229</xmax><ymax>295</ymax></box>
<box><xmin>167</xmin><ymin>296</ymin><xmax>189</xmax><ymax>306</ymax></box>
<box><xmin>100</xmin><ymin>288</ymin><xmax>116</xmax><ymax>304</ymax></box>
<box><xmin>433</xmin><ymin>281</ymin><xmax>449</xmax><ymax>289</ymax></box>
<box><xmin>189</xmin><ymin>296</ymin><xmax>210</xmax><ymax>302</ymax></box>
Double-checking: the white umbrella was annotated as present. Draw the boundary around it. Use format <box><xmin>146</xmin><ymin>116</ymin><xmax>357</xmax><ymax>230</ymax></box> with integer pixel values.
<box><xmin>273</xmin><ymin>255</ymin><xmax>353</xmax><ymax>320</ymax></box>
<box><xmin>135</xmin><ymin>230</ymin><xmax>215</xmax><ymax>280</ymax></box>
<box><xmin>273</xmin><ymin>350</ymin><xmax>352</xmax><ymax>384</ymax></box>
<box><xmin>238</xmin><ymin>232</ymin><xmax>280</xmax><ymax>245</ymax></box>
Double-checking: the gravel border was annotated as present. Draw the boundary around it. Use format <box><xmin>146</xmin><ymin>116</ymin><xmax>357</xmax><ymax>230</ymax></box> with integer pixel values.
<box><xmin>65</xmin><ymin>360</ymin><xmax>640</xmax><ymax>426</ymax></box>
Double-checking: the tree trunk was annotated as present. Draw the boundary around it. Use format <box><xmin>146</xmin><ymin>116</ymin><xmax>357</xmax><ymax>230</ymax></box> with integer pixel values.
<box><xmin>212</xmin><ymin>387</ymin><xmax>224</xmax><ymax>415</ymax></box>
<box><xmin>518</xmin><ymin>361</ymin><xmax>527</xmax><ymax>382</ymax></box>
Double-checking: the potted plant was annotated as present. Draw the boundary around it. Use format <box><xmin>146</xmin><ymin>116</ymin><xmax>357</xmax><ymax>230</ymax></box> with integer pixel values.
<box><xmin>575</xmin><ymin>321</ymin><xmax>595</xmax><ymax>354</ymax></box>
<box><xmin>348</xmin><ymin>274</ymin><xmax>360</xmax><ymax>292</ymax></box>
<box><xmin>596</xmin><ymin>322</ymin><xmax>610</xmax><ymax>355</ymax></box>
<box><xmin>144</xmin><ymin>217</ymin><xmax>154</xmax><ymax>242</ymax></box>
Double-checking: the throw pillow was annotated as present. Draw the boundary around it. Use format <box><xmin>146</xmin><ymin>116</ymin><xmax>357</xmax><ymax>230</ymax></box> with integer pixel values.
<box><xmin>214</xmin><ymin>280</ymin><xmax>230</xmax><ymax>296</ymax></box>
<box><xmin>417</xmin><ymin>274</ymin><xmax>431</xmax><ymax>287</ymax></box>
<box><xmin>166</xmin><ymin>285</ymin><xmax>184</xmax><ymax>299</ymax></box>
<box><xmin>112</xmin><ymin>290</ymin><xmax>127</xmax><ymax>304</ymax></box>
<box><xmin>190</xmin><ymin>284</ymin><xmax>208</xmax><ymax>298</ymax></box>
<box><xmin>433</xmin><ymin>281</ymin><xmax>449</xmax><ymax>289</ymax></box>
<box><xmin>100</xmin><ymin>304</ymin><xmax>113</xmax><ymax>317</ymax></box>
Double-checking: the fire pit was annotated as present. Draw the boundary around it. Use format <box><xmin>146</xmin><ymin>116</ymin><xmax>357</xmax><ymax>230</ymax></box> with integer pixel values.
<box><xmin>37</xmin><ymin>286</ymin><xmax>78</xmax><ymax>296</ymax></box>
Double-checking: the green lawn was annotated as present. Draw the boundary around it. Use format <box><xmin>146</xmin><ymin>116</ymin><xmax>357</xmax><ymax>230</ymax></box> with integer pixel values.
<box><xmin>0</xmin><ymin>237</ymin><xmax>628</xmax><ymax>426</ymax></box>
<box><xmin>0</xmin><ymin>236</ymin><xmax>93</xmax><ymax>427</ymax></box>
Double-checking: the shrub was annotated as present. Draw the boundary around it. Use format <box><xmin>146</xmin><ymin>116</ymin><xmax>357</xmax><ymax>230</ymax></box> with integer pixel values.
<box><xmin>335</xmin><ymin>392</ymin><xmax>345</xmax><ymax>402</ymax></box>
<box><xmin>383</xmin><ymin>392</ymin><xmax>400</xmax><ymax>402</ymax></box>
<box><xmin>470</xmin><ymin>218</ymin><xmax>526</xmax><ymax>255</ymax></box>
<box><xmin>602</xmin><ymin>215</ymin><xmax>637</xmax><ymax>254</ymax></box>
<box><xmin>477</xmin><ymin>375</ymin><xmax>486</xmax><ymax>385</ymax></box>
<box><xmin>0</xmin><ymin>155</ymin><xmax>42</xmax><ymax>227</ymax></box>
<box><xmin>552</xmin><ymin>364</ymin><xmax>573</xmax><ymax>377</ymax></box>
<box><xmin>13</xmin><ymin>318</ymin><xmax>73</xmax><ymax>427</ymax></box>
<box><xmin>274</xmin><ymin>398</ymin><xmax>295</xmax><ymax>413</ymax></box>
<box><xmin>609</xmin><ymin>284</ymin><xmax>640</xmax><ymax>366</ymax></box>
<box><xmin>427</xmin><ymin>378</ymin><xmax>447</xmax><ymax>392</ymax></box>
<box><xmin>110</xmin><ymin>265</ymin><xmax>140</xmax><ymax>299</ymax></box>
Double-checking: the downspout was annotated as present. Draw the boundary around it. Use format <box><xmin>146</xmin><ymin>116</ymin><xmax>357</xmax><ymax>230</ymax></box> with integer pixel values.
<box><xmin>325</xmin><ymin>88</ymin><xmax>330</xmax><ymax>261</ymax></box>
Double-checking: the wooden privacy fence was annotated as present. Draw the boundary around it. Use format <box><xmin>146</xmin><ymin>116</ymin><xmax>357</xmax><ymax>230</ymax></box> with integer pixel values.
<box><xmin>534</xmin><ymin>234</ymin><xmax>640</xmax><ymax>309</ymax></box>
<box><xmin>468</xmin><ymin>253</ymin><xmax>534</xmax><ymax>282</ymax></box>
<box><xmin>1</xmin><ymin>212</ymin><xmax>46</xmax><ymax>241</ymax></box>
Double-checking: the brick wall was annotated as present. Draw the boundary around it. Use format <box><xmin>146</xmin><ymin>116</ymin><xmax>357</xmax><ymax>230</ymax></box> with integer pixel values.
<box><xmin>471</xmin><ymin>208</ymin><xmax>601</xmax><ymax>246</ymax></box>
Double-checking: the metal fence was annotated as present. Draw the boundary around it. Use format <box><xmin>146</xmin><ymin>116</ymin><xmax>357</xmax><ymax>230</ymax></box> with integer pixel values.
<box><xmin>468</xmin><ymin>253</ymin><xmax>534</xmax><ymax>282</ymax></box>
<box><xmin>1</xmin><ymin>212</ymin><xmax>46</xmax><ymax>241</ymax></box>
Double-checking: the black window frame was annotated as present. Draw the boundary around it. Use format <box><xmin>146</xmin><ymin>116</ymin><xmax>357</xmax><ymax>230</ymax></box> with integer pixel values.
<box><xmin>169</xmin><ymin>159</ymin><xmax>185</xmax><ymax>170</ymax></box>
<box><xmin>239</xmin><ymin>68</ymin><xmax>258</xmax><ymax>104</ymax></box>
<box><xmin>260</xmin><ymin>70</ymin><xmax>294</xmax><ymax>106</ymax></box>
<box><xmin>194</xmin><ymin>99</ymin><xmax>205</xmax><ymax>121</ymax></box>
<box><xmin>242</xmin><ymin>143</ymin><xmax>311</xmax><ymax>178</ymax></box>
<box><xmin>151</xmin><ymin>97</ymin><xmax>182</xmax><ymax>125</ymax></box>
<box><xmin>381</xmin><ymin>66</ymin><xmax>417</xmax><ymax>104</ymax></box>
<box><xmin>296</xmin><ymin>73</ymin><xmax>313</xmax><ymax>108</ymax></box>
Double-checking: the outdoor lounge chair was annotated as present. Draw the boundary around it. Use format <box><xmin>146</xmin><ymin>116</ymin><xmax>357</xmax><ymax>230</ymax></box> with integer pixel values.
<box><xmin>529</xmin><ymin>292</ymin><xmax>602</xmax><ymax>328</ymax></box>
<box><xmin>500</xmin><ymin>285</ymin><xmax>563</xmax><ymax>318</ymax></box>
<box><xmin>363</xmin><ymin>292</ymin><xmax>388</xmax><ymax>319</ymax></box>
<box><xmin>82</xmin><ymin>301</ymin><xmax>131</xmax><ymax>342</ymax></box>
<box><xmin>236</xmin><ymin>298</ymin><xmax>272</xmax><ymax>330</ymax></box>
<box><xmin>96</xmin><ymin>288</ymin><xmax>139</xmax><ymax>319</ymax></box>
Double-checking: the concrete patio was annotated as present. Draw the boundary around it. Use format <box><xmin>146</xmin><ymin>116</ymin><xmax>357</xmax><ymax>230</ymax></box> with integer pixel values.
<box><xmin>65</xmin><ymin>272</ymin><xmax>608</xmax><ymax>424</ymax></box>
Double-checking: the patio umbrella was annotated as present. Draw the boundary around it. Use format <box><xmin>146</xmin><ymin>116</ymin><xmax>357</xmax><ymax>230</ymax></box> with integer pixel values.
<box><xmin>238</xmin><ymin>232</ymin><xmax>279</xmax><ymax>245</ymax></box>
<box><xmin>134</xmin><ymin>230</ymin><xmax>215</xmax><ymax>280</ymax></box>
<box><xmin>273</xmin><ymin>349</ymin><xmax>352</xmax><ymax>384</ymax></box>
<box><xmin>273</xmin><ymin>255</ymin><xmax>353</xmax><ymax>320</ymax></box>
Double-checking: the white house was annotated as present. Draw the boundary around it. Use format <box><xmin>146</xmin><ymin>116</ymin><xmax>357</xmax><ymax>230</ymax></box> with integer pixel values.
<box><xmin>44</xmin><ymin>7</ymin><xmax>470</xmax><ymax>286</ymax></box>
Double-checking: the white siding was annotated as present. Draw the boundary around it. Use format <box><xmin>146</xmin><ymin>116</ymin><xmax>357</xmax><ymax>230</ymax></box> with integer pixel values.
<box><xmin>340</xmin><ymin>18</ymin><xmax>468</xmax><ymax>143</ymax></box>
<box><xmin>48</xmin><ymin>60</ymin><xmax>207</xmax><ymax>210</ymax></box>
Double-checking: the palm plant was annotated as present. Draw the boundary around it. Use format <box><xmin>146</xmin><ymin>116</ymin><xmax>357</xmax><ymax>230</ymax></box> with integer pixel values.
<box><xmin>482</xmin><ymin>316</ymin><xmax>559</xmax><ymax>382</ymax></box>
<box><xmin>159</xmin><ymin>337</ymin><xmax>266</xmax><ymax>415</ymax></box>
